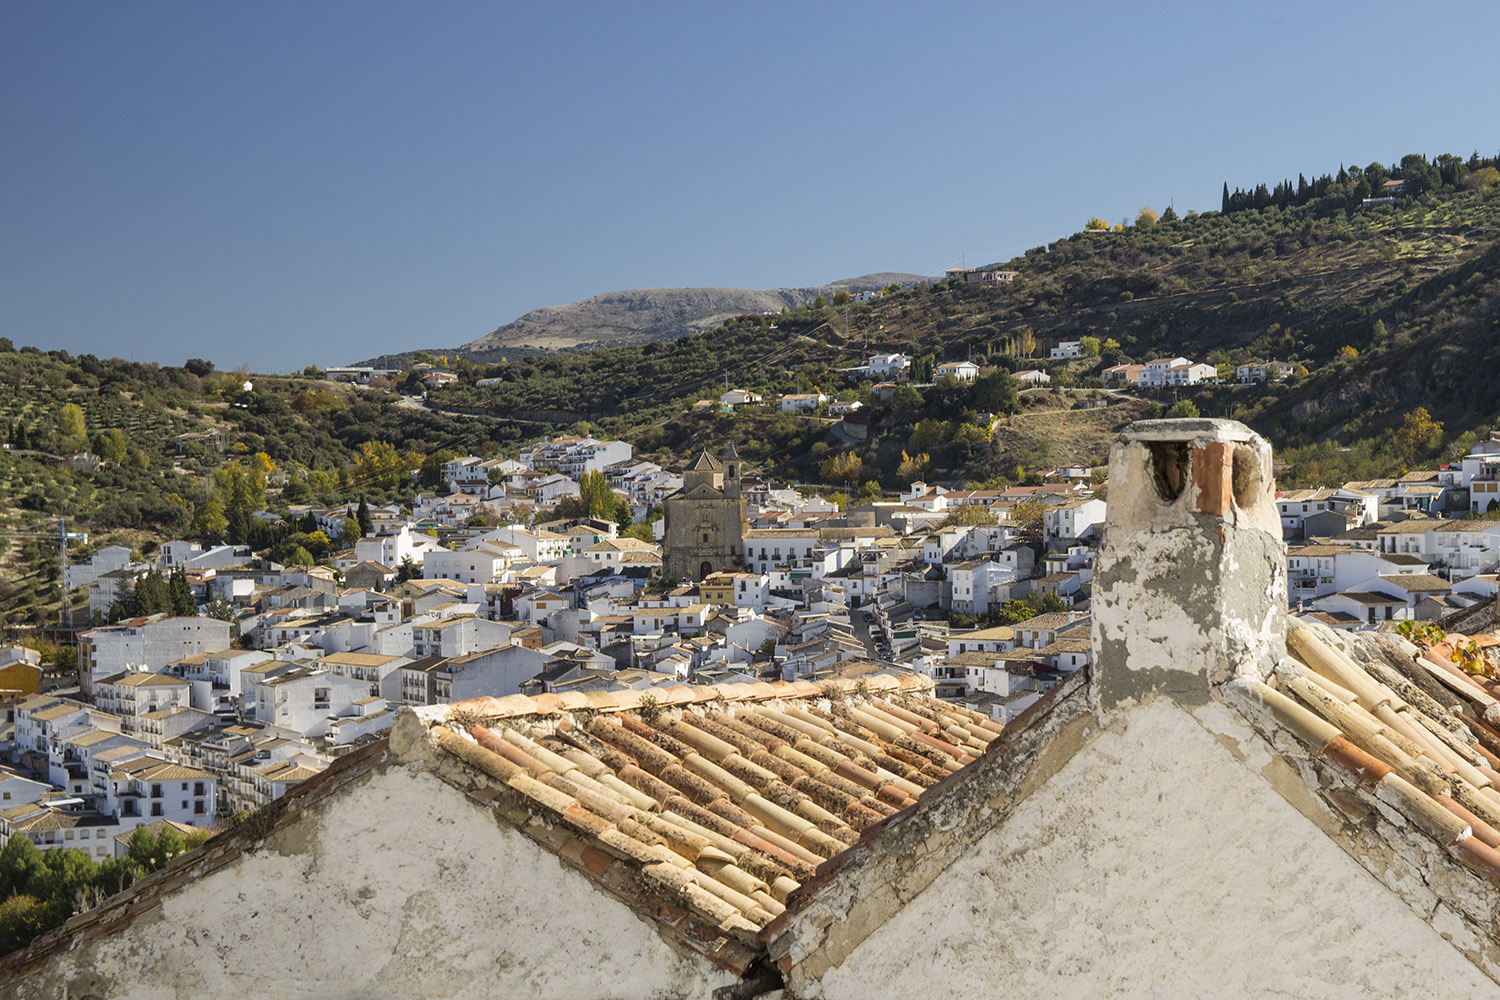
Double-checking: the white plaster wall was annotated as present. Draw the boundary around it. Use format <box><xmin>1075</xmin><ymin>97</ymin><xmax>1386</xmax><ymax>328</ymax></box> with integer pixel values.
<box><xmin>810</xmin><ymin>698</ymin><xmax>1500</xmax><ymax>1000</ymax></box>
<box><xmin>26</xmin><ymin>767</ymin><xmax>732</xmax><ymax>1000</ymax></box>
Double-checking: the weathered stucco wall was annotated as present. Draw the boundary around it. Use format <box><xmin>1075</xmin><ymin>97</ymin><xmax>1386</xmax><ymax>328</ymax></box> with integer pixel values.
<box><xmin>13</xmin><ymin>765</ymin><xmax>732</xmax><ymax>1000</ymax></box>
<box><xmin>804</xmin><ymin>697</ymin><xmax>1500</xmax><ymax>1000</ymax></box>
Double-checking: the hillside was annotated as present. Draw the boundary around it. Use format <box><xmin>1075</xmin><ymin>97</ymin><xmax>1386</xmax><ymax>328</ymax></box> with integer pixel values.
<box><xmin>427</xmin><ymin>150</ymin><xmax>1500</xmax><ymax>485</ymax></box>
<box><xmin>431</xmin><ymin>273</ymin><xmax>930</xmax><ymax>359</ymax></box>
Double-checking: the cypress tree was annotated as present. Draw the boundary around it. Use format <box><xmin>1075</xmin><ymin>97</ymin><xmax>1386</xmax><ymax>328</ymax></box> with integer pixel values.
<box><xmin>168</xmin><ymin>568</ymin><xmax>196</xmax><ymax>616</ymax></box>
<box><xmin>356</xmin><ymin>498</ymin><xmax>373</xmax><ymax>537</ymax></box>
<box><xmin>1221</xmin><ymin>181</ymin><xmax>1230</xmax><ymax>214</ymax></box>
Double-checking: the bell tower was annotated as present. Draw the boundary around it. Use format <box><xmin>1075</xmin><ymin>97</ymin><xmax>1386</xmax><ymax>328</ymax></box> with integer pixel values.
<box><xmin>723</xmin><ymin>442</ymin><xmax>742</xmax><ymax>498</ymax></box>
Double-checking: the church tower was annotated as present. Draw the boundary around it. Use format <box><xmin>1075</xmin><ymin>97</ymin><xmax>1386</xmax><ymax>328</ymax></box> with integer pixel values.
<box><xmin>723</xmin><ymin>442</ymin><xmax>741</xmax><ymax>498</ymax></box>
<box><xmin>662</xmin><ymin>447</ymin><xmax>747</xmax><ymax>581</ymax></box>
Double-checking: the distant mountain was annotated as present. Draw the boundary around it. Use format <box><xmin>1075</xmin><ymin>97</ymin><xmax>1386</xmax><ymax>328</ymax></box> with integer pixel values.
<box><xmin>457</xmin><ymin>273</ymin><xmax>931</xmax><ymax>356</ymax></box>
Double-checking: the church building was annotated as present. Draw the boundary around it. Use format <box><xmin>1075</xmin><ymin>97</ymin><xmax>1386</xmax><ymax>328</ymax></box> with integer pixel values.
<box><xmin>662</xmin><ymin>445</ymin><xmax>747</xmax><ymax>581</ymax></box>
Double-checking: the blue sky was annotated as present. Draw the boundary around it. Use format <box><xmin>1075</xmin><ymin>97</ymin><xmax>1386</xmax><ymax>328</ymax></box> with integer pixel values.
<box><xmin>3</xmin><ymin>2</ymin><xmax>1496</xmax><ymax>373</ymax></box>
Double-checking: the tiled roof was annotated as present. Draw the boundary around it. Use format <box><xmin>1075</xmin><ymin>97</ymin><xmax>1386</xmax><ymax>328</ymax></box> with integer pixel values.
<box><xmin>1335</xmin><ymin>591</ymin><xmax>1408</xmax><ymax>605</ymax></box>
<box><xmin>1235</xmin><ymin>622</ymin><xmax>1500</xmax><ymax>900</ymax></box>
<box><xmin>1014</xmin><ymin>613</ymin><xmax>1082</xmax><ymax>631</ymax></box>
<box><xmin>1382</xmin><ymin>574</ymin><xmax>1453</xmax><ymax>592</ymax></box>
<box><xmin>32</xmin><ymin>703</ymin><xmax>85</xmax><ymax>722</ymax></box>
<box><xmin>951</xmin><ymin>626</ymin><xmax>1016</xmax><ymax>642</ymax></box>
<box><xmin>418</xmin><ymin>674</ymin><xmax>1001</xmax><ymax>965</ymax></box>
<box><xmin>1288</xmin><ymin>545</ymin><xmax>1345</xmax><ymax>557</ymax></box>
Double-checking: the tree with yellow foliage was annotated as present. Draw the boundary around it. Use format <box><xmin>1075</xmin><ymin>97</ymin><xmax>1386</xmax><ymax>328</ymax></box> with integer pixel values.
<box><xmin>820</xmin><ymin>451</ymin><xmax>863</xmax><ymax>487</ymax></box>
<box><xmin>1391</xmin><ymin>407</ymin><xmax>1443</xmax><ymax>457</ymax></box>
<box><xmin>897</xmin><ymin>450</ymin><xmax>930</xmax><ymax>481</ymax></box>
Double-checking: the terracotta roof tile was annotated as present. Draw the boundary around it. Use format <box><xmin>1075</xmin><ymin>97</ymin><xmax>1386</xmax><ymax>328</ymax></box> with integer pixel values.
<box><xmin>417</xmin><ymin>673</ymin><xmax>999</xmax><ymax>966</ymax></box>
<box><xmin>1235</xmin><ymin>620</ymin><xmax>1500</xmax><ymax>897</ymax></box>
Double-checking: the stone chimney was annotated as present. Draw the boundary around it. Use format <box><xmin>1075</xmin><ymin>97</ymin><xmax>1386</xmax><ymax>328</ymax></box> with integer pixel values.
<box><xmin>1092</xmin><ymin>419</ymin><xmax>1287</xmax><ymax>710</ymax></box>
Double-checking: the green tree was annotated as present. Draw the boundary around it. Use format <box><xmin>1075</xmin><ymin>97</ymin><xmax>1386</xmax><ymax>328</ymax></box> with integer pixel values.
<box><xmin>1135</xmin><ymin>206</ymin><xmax>1158</xmax><ymax>228</ymax></box>
<box><xmin>92</xmin><ymin>428</ymin><xmax>129</xmax><ymax>463</ymax></box>
<box><xmin>910</xmin><ymin>355</ymin><xmax>935</xmax><ymax>383</ymax></box>
<box><xmin>192</xmin><ymin>501</ymin><xmax>227</xmax><ymax>541</ymax></box>
<box><xmin>813</xmin><ymin>294</ymin><xmax>827</xmax><ymax>310</ymax></box>
<box><xmin>168</xmin><ymin>568</ymin><xmax>196</xmax><ymax>616</ymax></box>
<box><xmin>972</xmin><ymin>370</ymin><xmax>1018</xmax><ymax>416</ymax></box>
<box><xmin>889</xmin><ymin>385</ymin><xmax>926</xmax><ymax>424</ymax></box>
<box><xmin>832</xmin><ymin>290</ymin><xmax>851</xmax><ymax>307</ymax></box>
<box><xmin>1166</xmin><ymin>400</ymin><xmax>1200</xmax><ymax>419</ymax></box>
<box><xmin>395</xmin><ymin>555</ymin><xmax>420</xmax><ymax>583</ymax></box>
<box><xmin>356</xmin><ymin>498</ymin><xmax>373</xmax><ymax>537</ymax></box>
<box><xmin>1078</xmin><ymin>336</ymin><xmax>1101</xmax><ymax>357</ymax></box>
<box><xmin>908</xmin><ymin>418</ymin><xmax>951</xmax><ymax>450</ymax></box>
<box><xmin>420</xmin><ymin>450</ymin><xmax>457</xmax><ymax>489</ymax></box>
<box><xmin>577</xmin><ymin>469</ymin><xmax>616</xmax><ymax>519</ymax></box>
<box><xmin>1084</xmin><ymin>217</ymin><xmax>1109</xmax><ymax>231</ymax></box>
<box><xmin>56</xmin><ymin>403</ymin><xmax>86</xmax><ymax>453</ymax></box>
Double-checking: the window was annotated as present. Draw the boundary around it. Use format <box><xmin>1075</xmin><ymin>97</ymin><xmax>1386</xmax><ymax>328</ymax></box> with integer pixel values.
<box><xmin>195</xmin><ymin>782</ymin><xmax>206</xmax><ymax>796</ymax></box>
<box><xmin>151</xmin><ymin>803</ymin><xmax>163</xmax><ymax>817</ymax></box>
<box><xmin>64</xmin><ymin>830</ymin><xmax>73</xmax><ymax>840</ymax></box>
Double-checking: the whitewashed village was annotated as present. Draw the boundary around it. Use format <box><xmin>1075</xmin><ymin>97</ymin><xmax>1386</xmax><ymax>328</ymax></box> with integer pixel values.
<box><xmin>7</xmin><ymin>349</ymin><xmax>1500</xmax><ymax>871</ymax></box>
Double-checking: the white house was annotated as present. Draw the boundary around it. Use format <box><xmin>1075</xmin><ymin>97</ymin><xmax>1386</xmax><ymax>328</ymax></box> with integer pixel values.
<box><xmin>1012</xmin><ymin>369</ymin><xmax>1051</xmax><ymax>385</ymax></box>
<box><xmin>244</xmin><ymin>668</ymin><xmax>372</xmax><ymax>739</ymax></box>
<box><xmin>1049</xmin><ymin>341</ymin><xmax>1083</xmax><ymax>360</ymax></box>
<box><xmin>720</xmin><ymin>389</ymin><xmax>763</xmax><ymax>408</ymax></box>
<box><xmin>779</xmin><ymin>393</ymin><xmax>828</xmax><ymax>413</ymax></box>
<box><xmin>947</xmin><ymin>558</ymin><xmax>1028</xmax><ymax>615</ymax></box>
<box><xmin>1276</xmin><ymin>489</ymin><xmax>1338</xmax><ymax>536</ymax></box>
<box><xmin>1041</xmin><ymin>497</ymin><xmax>1108</xmax><ymax>544</ymax></box>
<box><xmin>1236</xmin><ymin>360</ymin><xmax>1296</xmax><ymax>384</ymax></box>
<box><xmin>421</xmin><ymin>547</ymin><xmax>509</xmax><ymax>586</ymax></box>
<box><xmin>935</xmin><ymin>361</ymin><xmax>981</xmax><ymax>382</ymax></box>
<box><xmin>1136</xmin><ymin>357</ymin><xmax>1190</xmax><ymax>388</ymax></box>
<box><xmin>868</xmin><ymin>354</ymin><xmax>911</xmax><ymax>378</ymax></box>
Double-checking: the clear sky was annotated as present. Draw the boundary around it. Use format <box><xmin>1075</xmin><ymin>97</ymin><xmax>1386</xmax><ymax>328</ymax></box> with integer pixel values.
<box><xmin>3</xmin><ymin>2</ymin><xmax>1496</xmax><ymax>373</ymax></box>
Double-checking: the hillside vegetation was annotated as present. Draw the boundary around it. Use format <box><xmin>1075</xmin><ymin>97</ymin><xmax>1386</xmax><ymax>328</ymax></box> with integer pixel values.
<box><xmin>431</xmin><ymin>149</ymin><xmax>1500</xmax><ymax>486</ymax></box>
